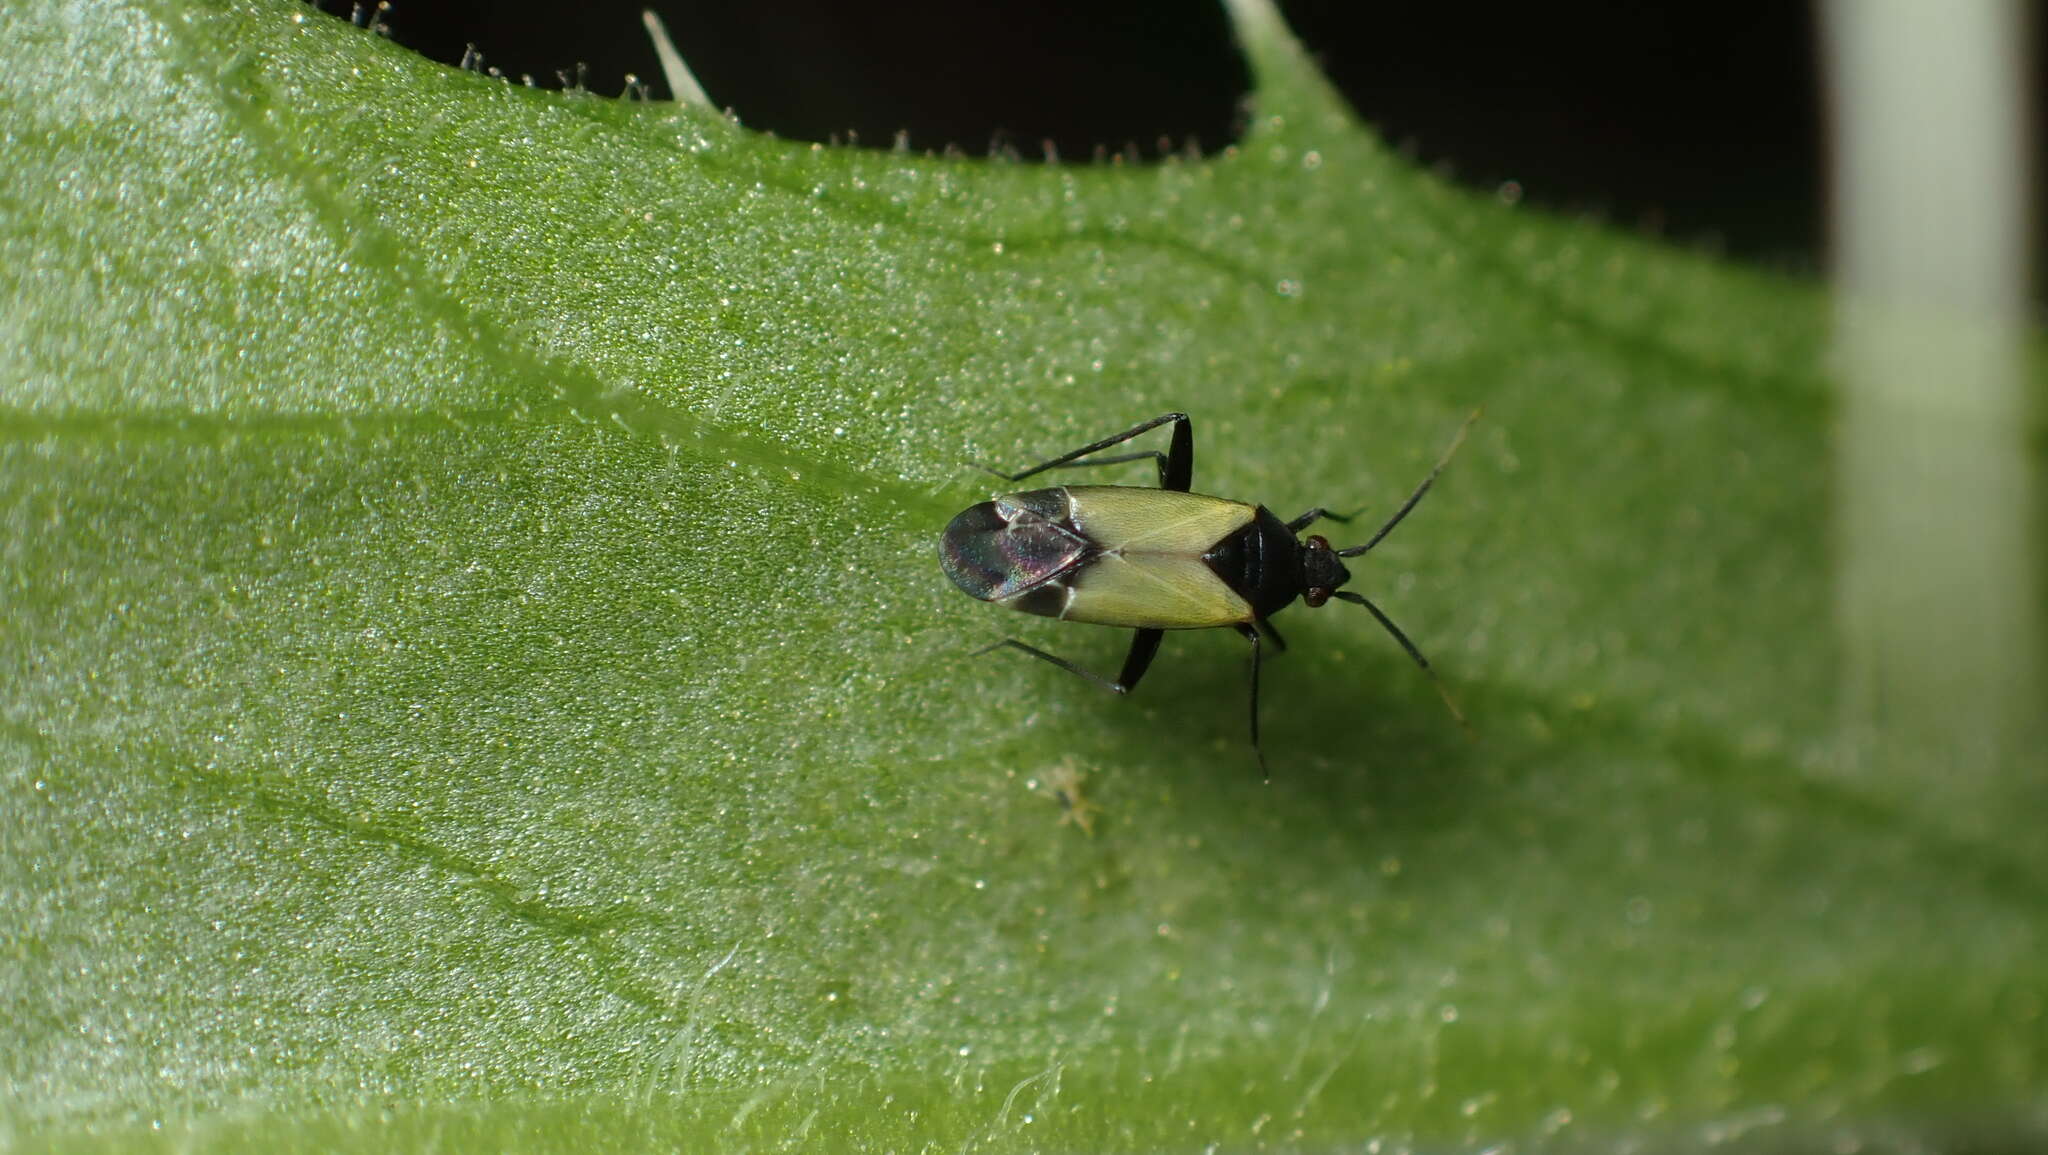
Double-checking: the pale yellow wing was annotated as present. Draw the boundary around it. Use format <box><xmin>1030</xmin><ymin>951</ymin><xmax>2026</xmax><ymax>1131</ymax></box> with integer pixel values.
<box><xmin>1060</xmin><ymin>552</ymin><xmax>1252</xmax><ymax>629</ymax></box>
<box><xmin>1065</xmin><ymin>487</ymin><xmax>1254</xmax><ymax>553</ymax></box>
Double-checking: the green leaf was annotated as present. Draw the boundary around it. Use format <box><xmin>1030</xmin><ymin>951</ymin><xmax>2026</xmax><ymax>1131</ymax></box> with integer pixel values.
<box><xmin>4</xmin><ymin>0</ymin><xmax>2042</xmax><ymax>1150</ymax></box>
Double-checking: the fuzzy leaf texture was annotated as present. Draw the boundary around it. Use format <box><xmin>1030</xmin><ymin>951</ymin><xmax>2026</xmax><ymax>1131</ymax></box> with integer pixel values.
<box><xmin>2</xmin><ymin>0</ymin><xmax>2043</xmax><ymax>1151</ymax></box>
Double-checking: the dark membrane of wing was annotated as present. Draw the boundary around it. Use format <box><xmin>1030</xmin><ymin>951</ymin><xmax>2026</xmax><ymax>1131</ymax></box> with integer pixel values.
<box><xmin>940</xmin><ymin>495</ymin><xmax>1087</xmax><ymax>601</ymax></box>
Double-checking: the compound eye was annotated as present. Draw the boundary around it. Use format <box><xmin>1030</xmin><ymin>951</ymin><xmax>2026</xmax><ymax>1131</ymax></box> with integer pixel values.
<box><xmin>1306</xmin><ymin>534</ymin><xmax>1331</xmax><ymax>552</ymax></box>
<box><xmin>1304</xmin><ymin>587</ymin><xmax>1330</xmax><ymax>608</ymax></box>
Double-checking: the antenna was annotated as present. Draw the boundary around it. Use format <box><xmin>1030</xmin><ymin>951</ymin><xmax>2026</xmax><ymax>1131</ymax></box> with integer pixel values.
<box><xmin>1333</xmin><ymin>591</ymin><xmax>1469</xmax><ymax>729</ymax></box>
<box><xmin>1338</xmin><ymin>408</ymin><xmax>1481</xmax><ymax>558</ymax></box>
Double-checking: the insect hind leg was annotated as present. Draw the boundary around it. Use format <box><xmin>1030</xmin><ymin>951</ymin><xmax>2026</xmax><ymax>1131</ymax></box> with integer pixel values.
<box><xmin>973</xmin><ymin>448</ymin><xmax>1165</xmax><ymax>484</ymax></box>
<box><xmin>974</xmin><ymin>412</ymin><xmax>1193</xmax><ymax>492</ymax></box>
<box><xmin>973</xmin><ymin>628</ymin><xmax>1164</xmax><ymax>695</ymax></box>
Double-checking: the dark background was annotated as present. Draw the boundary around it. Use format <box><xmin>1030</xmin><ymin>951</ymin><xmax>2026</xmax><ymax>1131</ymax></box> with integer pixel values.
<box><xmin>353</xmin><ymin>0</ymin><xmax>2044</xmax><ymax>286</ymax></box>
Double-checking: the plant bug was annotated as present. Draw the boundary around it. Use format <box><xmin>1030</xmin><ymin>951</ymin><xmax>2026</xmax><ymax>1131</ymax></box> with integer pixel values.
<box><xmin>939</xmin><ymin>411</ymin><xmax>1475</xmax><ymax>776</ymax></box>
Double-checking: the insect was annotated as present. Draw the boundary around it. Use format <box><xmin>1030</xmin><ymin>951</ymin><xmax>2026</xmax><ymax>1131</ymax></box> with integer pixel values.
<box><xmin>939</xmin><ymin>410</ymin><xmax>1474</xmax><ymax>776</ymax></box>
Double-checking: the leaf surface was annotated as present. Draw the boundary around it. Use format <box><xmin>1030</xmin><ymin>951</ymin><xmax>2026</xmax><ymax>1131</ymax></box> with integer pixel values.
<box><xmin>3</xmin><ymin>0</ymin><xmax>2042</xmax><ymax>1150</ymax></box>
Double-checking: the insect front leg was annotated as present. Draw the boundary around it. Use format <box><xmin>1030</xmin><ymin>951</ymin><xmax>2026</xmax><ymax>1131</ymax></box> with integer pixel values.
<box><xmin>1285</xmin><ymin>507</ymin><xmax>1356</xmax><ymax>533</ymax></box>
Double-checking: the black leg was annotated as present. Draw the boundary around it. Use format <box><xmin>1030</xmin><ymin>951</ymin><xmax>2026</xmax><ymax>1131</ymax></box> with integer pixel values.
<box><xmin>1115</xmin><ymin>627</ymin><xmax>1165</xmax><ymax>691</ymax></box>
<box><xmin>978</xmin><ymin>448</ymin><xmax>1165</xmax><ymax>482</ymax></box>
<box><xmin>1256</xmin><ymin>616</ymin><xmax>1287</xmax><ymax>654</ymax></box>
<box><xmin>1235</xmin><ymin>624</ymin><xmax>1270</xmax><ymax>780</ymax></box>
<box><xmin>973</xmin><ymin>627</ymin><xmax>1165</xmax><ymax>696</ymax></box>
<box><xmin>1332</xmin><ymin>591</ymin><xmax>1469</xmax><ymax>728</ymax></box>
<box><xmin>978</xmin><ymin>412</ymin><xmax>1194</xmax><ymax>492</ymax></box>
<box><xmin>1161</xmin><ymin>414</ymin><xmax>1193</xmax><ymax>492</ymax></box>
<box><xmin>1285</xmin><ymin>507</ymin><xmax>1356</xmax><ymax>533</ymax></box>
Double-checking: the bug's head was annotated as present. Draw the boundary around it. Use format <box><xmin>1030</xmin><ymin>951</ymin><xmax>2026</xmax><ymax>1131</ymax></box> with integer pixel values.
<box><xmin>1300</xmin><ymin>534</ymin><xmax>1352</xmax><ymax>608</ymax></box>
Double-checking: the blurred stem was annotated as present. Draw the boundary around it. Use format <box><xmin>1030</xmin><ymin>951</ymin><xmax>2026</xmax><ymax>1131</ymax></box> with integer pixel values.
<box><xmin>642</xmin><ymin>9</ymin><xmax>712</xmax><ymax>107</ymax></box>
<box><xmin>1823</xmin><ymin>1</ymin><xmax>2040</xmax><ymax>808</ymax></box>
